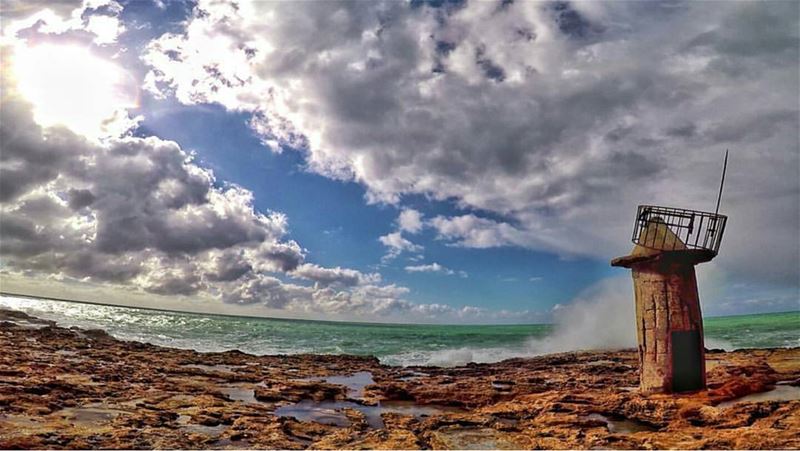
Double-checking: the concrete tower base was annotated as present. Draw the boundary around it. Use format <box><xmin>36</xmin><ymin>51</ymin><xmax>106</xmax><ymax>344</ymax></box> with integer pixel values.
<box><xmin>611</xmin><ymin>219</ymin><xmax>714</xmax><ymax>393</ymax></box>
<box><xmin>630</xmin><ymin>256</ymin><xmax>706</xmax><ymax>392</ymax></box>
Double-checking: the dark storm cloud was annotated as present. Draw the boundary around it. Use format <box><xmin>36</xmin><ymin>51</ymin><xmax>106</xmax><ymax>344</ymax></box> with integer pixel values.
<box><xmin>203</xmin><ymin>249</ymin><xmax>252</xmax><ymax>282</ymax></box>
<box><xmin>686</xmin><ymin>2</ymin><xmax>798</xmax><ymax>59</ymax></box>
<box><xmin>0</xmin><ymin>37</ymin><xmax>499</xmax><ymax>321</ymax></box>
<box><xmin>0</xmin><ymin>99</ymin><xmax>73</xmax><ymax>202</ymax></box>
<box><xmin>143</xmin><ymin>0</ymin><xmax>799</xmax><ymax>291</ymax></box>
<box><xmin>551</xmin><ymin>1</ymin><xmax>601</xmax><ymax>40</ymax></box>
<box><xmin>0</xmin><ymin>78</ymin><xmax>410</xmax><ymax>313</ymax></box>
<box><xmin>0</xmin><ymin>41</ymin><xmax>292</xmax><ymax>300</ymax></box>
<box><xmin>253</xmin><ymin>242</ymin><xmax>305</xmax><ymax>273</ymax></box>
<box><xmin>66</xmin><ymin>189</ymin><xmax>96</xmax><ymax>210</ymax></box>
<box><xmin>704</xmin><ymin>110</ymin><xmax>799</xmax><ymax>145</ymax></box>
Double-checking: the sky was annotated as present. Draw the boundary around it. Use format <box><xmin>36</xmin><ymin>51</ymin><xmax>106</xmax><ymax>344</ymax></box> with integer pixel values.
<box><xmin>0</xmin><ymin>0</ymin><xmax>797</xmax><ymax>324</ymax></box>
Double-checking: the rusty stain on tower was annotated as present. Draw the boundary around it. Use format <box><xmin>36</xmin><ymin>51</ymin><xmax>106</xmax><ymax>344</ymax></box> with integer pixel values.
<box><xmin>612</xmin><ymin>152</ymin><xmax>729</xmax><ymax>393</ymax></box>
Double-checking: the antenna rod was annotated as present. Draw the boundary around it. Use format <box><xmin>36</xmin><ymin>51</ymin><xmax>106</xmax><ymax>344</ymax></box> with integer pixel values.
<box><xmin>714</xmin><ymin>149</ymin><xmax>729</xmax><ymax>216</ymax></box>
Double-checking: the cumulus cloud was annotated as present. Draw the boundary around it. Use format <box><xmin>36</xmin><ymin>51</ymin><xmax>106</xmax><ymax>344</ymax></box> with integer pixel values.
<box><xmin>0</xmin><ymin>96</ymin><xmax>408</xmax><ymax>317</ymax></box>
<box><xmin>290</xmin><ymin>263</ymin><xmax>381</xmax><ymax>288</ymax></box>
<box><xmin>378</xmin><ymin>208</ymin><xmax>426</xmax><ymax>262</ymax></box>
<box><xmin>0</xmin><ymin>22</ymin><xmax>529</xmax><ymax>323</ymax></box>
<box><xmin>398</xmin><ymin>208</ymin><xmax>424</xmax><ymax>234</ymax></box>
<box><xmin>378</xmin><ymin>231</ymin><xmax>423</xmax><ymax>262</ymax></box>
<box><xmin>0</xmin><ymin>54</ymin><xmax>299</xmax><ymax>297</ymax></box>
<box><xmin>142</xmin><ymin>0</ymin><xmax>799</xmax><ymax>299</ymax></box>
<box><xmin>1</xmin><ymin>0</ymin><xmax>125</xmax><ymax>45</ymax></box>
<box><xmin>430</xmin><ymin>214</ymin><xmax>529</xmax><ymax>249</ymax></box>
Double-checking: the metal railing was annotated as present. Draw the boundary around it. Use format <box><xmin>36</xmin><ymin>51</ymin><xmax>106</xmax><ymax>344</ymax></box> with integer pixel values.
<box><xmin>631</xmin><ymin>205</ymin><xmax>727</xmax><ymax>255</ymax></box>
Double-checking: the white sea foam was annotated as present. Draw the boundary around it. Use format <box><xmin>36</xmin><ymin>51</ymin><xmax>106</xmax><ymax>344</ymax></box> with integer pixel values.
<box><xmin>381</xmin><ymin>277</ymin><xmax>735</xmax><ymax>366</ymax></box>
<box><xmin>382</xmin><ymin>346</ymin><xmax>532</xmax><ymax>367</ymax></box>
<box><xmin>0</xmin><ymin>291</ymin><xmax>770</xmax><ymax>368</ymax></box>
<box><xmin>379</xmin><ymin>278</ymin><xmax>638</xmax><ymax>366</ymax></box>
<box><xmin>704</xmin><ymin>337</ymin><xmax>735</xmax><ymax>351</ymax></box>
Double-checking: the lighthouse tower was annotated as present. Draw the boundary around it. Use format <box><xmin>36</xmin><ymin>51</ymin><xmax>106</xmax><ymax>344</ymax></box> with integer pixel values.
<box><xmin>612</xmin><ymin>154</ymin><xmax>729</xmax><ymax>393</ymax></box>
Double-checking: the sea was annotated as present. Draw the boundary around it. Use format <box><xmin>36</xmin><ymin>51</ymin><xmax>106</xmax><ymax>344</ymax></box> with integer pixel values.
<box><xmin>1</xmin><ymin>294</ymin><xmax>797</xmax><ymax>367</ymax></box>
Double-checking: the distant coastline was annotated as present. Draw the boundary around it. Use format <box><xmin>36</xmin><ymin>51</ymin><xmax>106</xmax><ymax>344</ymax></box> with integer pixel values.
<box><xmin>0</xmin><ymin>290</ymin><xmax>539</xmax><ymax>328</ymax></box>
<box><xmin>1</xmin><ymin>289</ymin><xmax>796</xmax><ymax>325</ymax></box>
<box><xmin>1</xmin><ymin>292</ymin><xmax>797</xmax><ymax>367</ymax></box>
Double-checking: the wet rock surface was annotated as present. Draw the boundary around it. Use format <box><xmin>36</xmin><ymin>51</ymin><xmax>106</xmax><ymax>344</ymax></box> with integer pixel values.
<box><xmin>0</xmin><ymin>309</ymin><xmax>798</xmax><ymax>449</ymax></box>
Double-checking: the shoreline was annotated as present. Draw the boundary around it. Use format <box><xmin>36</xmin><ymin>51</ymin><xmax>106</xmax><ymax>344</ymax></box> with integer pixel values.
<box><xmin>2</xmin><ymin>293</ymin><xmax>797</xmax><ymax>368</ymax></box>
<box><xmin>1</xmin><ymin>308</ymin><xmax>799</xmax><ymax>449</ymax></box>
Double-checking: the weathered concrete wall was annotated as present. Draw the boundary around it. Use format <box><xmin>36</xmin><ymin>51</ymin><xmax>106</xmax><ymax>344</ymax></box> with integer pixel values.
<box><xmin>631</xmin><ymin>259</ymin><xmax>705</xmax><ymax>392</ymax></box>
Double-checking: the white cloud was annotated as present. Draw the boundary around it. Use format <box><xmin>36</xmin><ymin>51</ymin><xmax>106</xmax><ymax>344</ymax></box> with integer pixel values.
<box><xmin>142</xmin><ymin>0</ymin><xmax>799</xmax><ymax>294</ymax></box>
<box><xmin>430</xmin><ymin>214</ymin><xmax>526</xmax><ymax>248</ymax></box>
<box><xmin>398</xmin><ymin>208</ymin><xmax>424</xmax><ymax>234</ymax></box>
<box><xmin>84</xmin><ymin>14</ymin><xmax>125</xmax><ymax>45</ymax></box>
<box><xmin>405</xmin><ymin>262</ymin><xmax>454</xmax><ymax>275</ymax></box>
<box><xmin>290</xmin><ymin>263</ymin><xmax>381</xmax><ymax>288</ymax></box>
<box><xmin>3</xmin><ymin>0</ymin><xmax>797</xmax><ymax>322</ymax></box>
<box><xmin>1</xmin><ymin>0</ymin><xmax>125</xmax><ymax>45</ymax></box>
<box><xmin>378</xmin><ymin>231</ymin><xmax>423</xmax><ymax>262</ymax></box>
<box><xmin>378</xmin><ymin>208</ymin><xmax>426</xmax><ymax>262</ymax></box>
<box><xmin>0</xmin><ymin>31</ymin><xmax>526</xmax><ymax>324</ymax></box>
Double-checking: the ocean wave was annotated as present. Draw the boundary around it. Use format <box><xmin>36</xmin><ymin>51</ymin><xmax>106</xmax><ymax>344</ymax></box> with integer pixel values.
<box><xmin>373</xmin><ymin>278</ymin><xmax>744</xmax><ymax>367</ymax></box>
<box><xmin>1</xmin><ymin>294</ymin><xmax>794</xmax><ymax>367</ymax></box>
<box><xmin>381</xmin><ymin>346</ymin><xmax>532</xmax><ymax>367</ymax></box>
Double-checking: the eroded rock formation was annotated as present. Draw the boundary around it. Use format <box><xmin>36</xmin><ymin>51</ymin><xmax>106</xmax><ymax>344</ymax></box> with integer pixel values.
<box><xmin>0</xmin><ymin>309</ymin><xmax>798</xmax><ymax>449</ymax></box>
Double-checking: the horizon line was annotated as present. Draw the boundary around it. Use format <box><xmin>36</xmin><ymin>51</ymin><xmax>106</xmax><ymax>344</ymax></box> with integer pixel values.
<box><xmin>1</xmin><ymin>290</ymin><xmax>795</xmax><ymax>328</ymax></box>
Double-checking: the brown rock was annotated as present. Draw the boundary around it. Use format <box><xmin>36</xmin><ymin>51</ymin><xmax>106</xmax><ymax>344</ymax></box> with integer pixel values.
<box><xmin>0</xmin><ymin>308</ymin><xmax>797</xmax><ymax>450</ymax></box>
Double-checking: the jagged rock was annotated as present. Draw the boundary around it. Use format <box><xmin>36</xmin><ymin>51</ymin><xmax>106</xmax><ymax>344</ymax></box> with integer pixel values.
<box><xmin>0</xmin><ymin>308</ymin><xmax>797</xmax><ymax>449</ymax></box>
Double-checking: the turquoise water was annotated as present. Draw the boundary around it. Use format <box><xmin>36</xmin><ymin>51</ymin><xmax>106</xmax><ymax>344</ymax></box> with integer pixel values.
<box><xmin>0</xmin><ymin>295</ymin><xmax>796</xmax><ymax>366</ymax></box>
<box><xmin>703</xmin><ymin>310</ymin><xmax>800</xmax><ymax>349</ymax></box>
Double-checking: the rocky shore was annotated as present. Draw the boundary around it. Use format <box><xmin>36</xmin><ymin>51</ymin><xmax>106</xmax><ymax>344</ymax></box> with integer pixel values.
<box><xmin>0</xmin><ymin>308</ymin><xmax>798</xmax><ymax>450</ymax></box>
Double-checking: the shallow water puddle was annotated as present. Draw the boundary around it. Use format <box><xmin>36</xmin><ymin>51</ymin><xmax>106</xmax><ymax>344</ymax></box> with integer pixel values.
<box><xmin>297</xmin><ymin>371</ymin><xmax>375</xmax><ymax>398</ymax></box>
<box><xmin>177</xmin><ymin>414</ymin><xmax>227</xmax><ymax>436</ymax></box>
<box><xmin>584</xmin><ymin>413</ymin><xmax>657</xmax><ymax>434</ymax></box>
<box><xmin>183</xmin><ymin>363</ymin><xmax>245</xmax><ymax>373</ymax></box>
<box><xmin>214</xmin><ymin>437</ymin><xmax>254</xmax><ymax>448</ymax></box>
<box><xmin>718</xmin><ymin>385</ymin><xmax>800</xmax><ymax>408</ymax></box>
<box><xmin>275</xmin><ymin>400</ymin><xmax>353</xmax><ymax>427</ymax></box>
<box><xmin>275</xmin><ymin>399</ymin><xmax>467</xmax><ymax>429</ymax></box>
<box><xmin>56</xmin><ymin>407</ymin><xmax>128</xmax><ymax>426</ymax></box>
<box><xmin>219</xmin><ymin>385</ymin><xmax>258</xmax><ymax>404</ymax></box>
<box><xmin>280</xmin><ymin>370</ymin><xmax>467</xmax><ymax>428</ymax></box>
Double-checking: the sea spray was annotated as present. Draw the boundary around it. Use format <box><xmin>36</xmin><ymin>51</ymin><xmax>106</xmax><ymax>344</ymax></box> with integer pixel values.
<box><xmin>524</xmin><ymin>277</ymin><xmax>637</xmax><ymax>354</ymax></box>
<box><xmin>387</xmin><ymin>277</ymin><xmax>641</xmax><ymax>367</ymax></box>
<box><xmin>522</xmin><ymin>276</ymin><xmax>735</xmax><ymax>355</ymax></box>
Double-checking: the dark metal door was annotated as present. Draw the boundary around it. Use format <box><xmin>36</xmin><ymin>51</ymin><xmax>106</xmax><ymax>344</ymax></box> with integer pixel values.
<box><xmin>671</xmin><ymin>330</ymin><xmax>704</xmax><ymax>392</ymax></box>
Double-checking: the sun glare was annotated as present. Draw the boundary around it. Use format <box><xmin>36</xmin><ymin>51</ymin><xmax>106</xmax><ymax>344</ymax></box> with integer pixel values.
<box><xmin>13</xmin><ymin>44</ymin><xmax>138</xmax><ymax>138</ymax></box>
